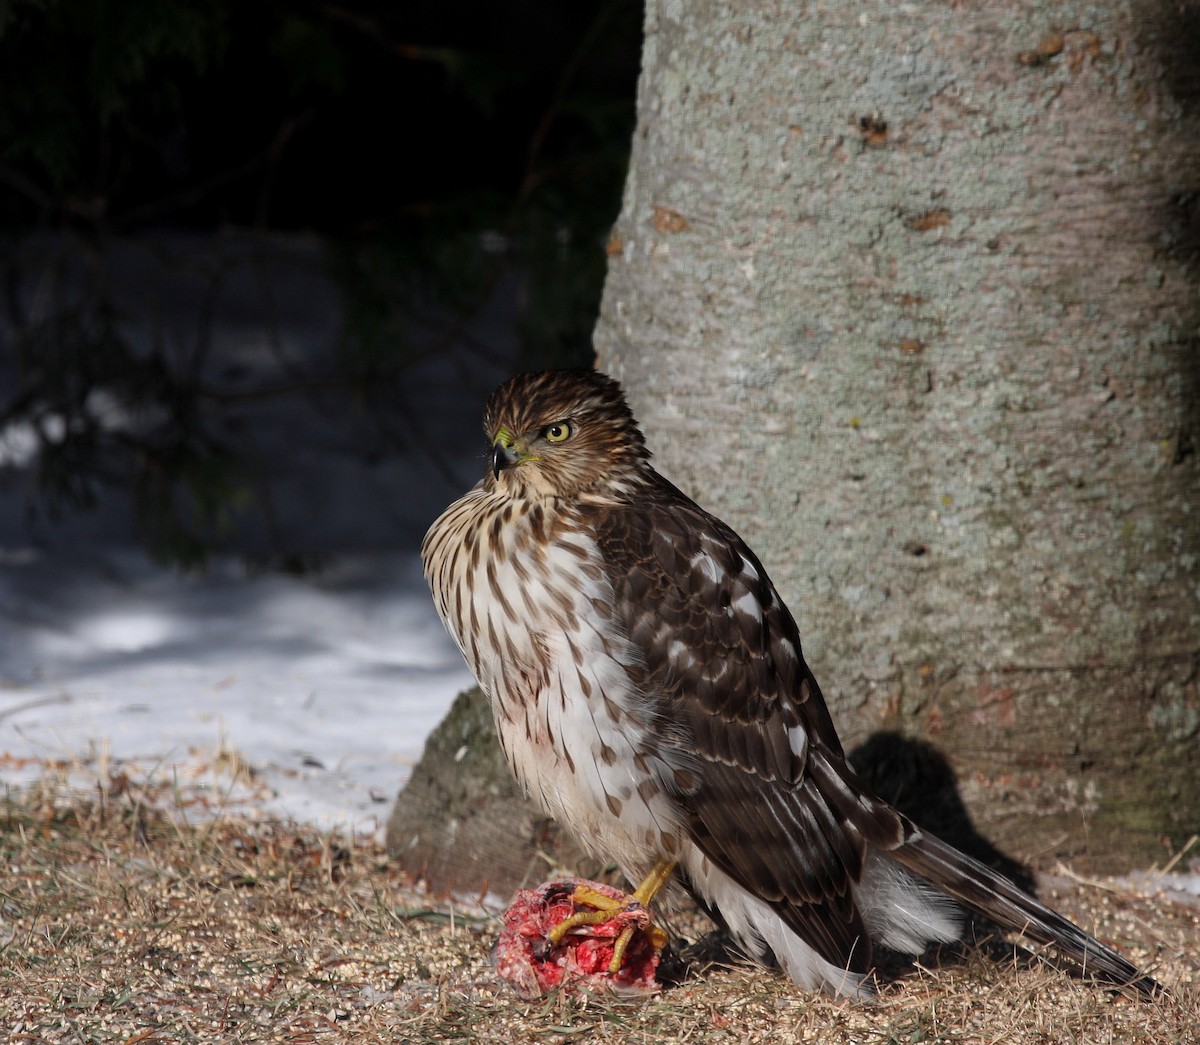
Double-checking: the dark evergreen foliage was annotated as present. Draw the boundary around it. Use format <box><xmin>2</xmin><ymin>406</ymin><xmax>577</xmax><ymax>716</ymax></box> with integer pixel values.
<box><xmin>0</xmin><ymin>0</ymin><xmax>641</xmax><ymax>564</ymax></box>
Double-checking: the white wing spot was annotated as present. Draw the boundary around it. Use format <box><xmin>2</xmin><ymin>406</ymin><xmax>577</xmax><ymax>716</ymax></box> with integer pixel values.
<box><xmin>787</xmin><ymin>725</ymin><xmax>808</xmax><ymax>760</ymax></box>
<box><xmin>732</xmin><ymin>591</ymin><xmax>763</xmax><ymax>622</ymax></box>
<box><xmin>691</xmin><ymin>552</ymin><xmax>722</xmax><ymax>583</ymax></box>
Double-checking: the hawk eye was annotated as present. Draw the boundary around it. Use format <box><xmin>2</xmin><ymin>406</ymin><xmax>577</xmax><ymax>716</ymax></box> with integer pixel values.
<box><xmin>543</xmin><ymin>421</ymin><xmax>573</xmax><ymax>443</ymax></box>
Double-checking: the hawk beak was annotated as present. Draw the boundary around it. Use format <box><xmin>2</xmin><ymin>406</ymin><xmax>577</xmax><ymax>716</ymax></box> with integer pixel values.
<box><xmin>491</xmin><ymin>438</ymin><xmax>519</xmax><ymax>479</ymax></box>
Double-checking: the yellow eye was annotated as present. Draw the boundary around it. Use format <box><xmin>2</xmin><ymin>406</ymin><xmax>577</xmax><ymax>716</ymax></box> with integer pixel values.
<box><xmin>543</xmin><ymin>421</ymin><xmax>572</xmax><ymax>443</ymax></box>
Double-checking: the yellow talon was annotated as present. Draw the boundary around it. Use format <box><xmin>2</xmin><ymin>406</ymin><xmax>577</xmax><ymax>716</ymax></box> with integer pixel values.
<box><xmin>608</xmin><ymin>919</ymin><xmax>669</xmax><ymax>974</ymax></box>
<box><xmin>547</xmin><ymin>897</ymin><xmax>622</xmax><ymax>945</ymax></box>
<box><xmin>546</xmin><ymin>858</ymin><xmax>677</xmax><ymax>972</ymax></box>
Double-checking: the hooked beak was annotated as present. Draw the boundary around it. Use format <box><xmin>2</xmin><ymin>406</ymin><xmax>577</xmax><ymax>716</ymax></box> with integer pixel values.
<box><xmin>491</xmin><ymin>429</ymin><xmax>521</xmax><ymax>479</ymax></box>
<box><xmin>491</xmin><ymin>440</ymin><xmax>518</xmax><ymax>479</ymax></box>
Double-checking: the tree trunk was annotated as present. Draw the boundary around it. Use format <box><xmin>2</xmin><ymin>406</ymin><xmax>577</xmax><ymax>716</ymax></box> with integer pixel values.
<box><xmin>594</xmin><ymin>0</ymin><xmax>1200</xmax><ymax>872</ymax></box>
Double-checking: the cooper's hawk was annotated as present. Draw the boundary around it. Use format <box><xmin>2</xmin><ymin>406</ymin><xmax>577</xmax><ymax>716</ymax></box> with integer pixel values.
<box><xmin>422</xmin><ymin>368</ymin><xmax>1160</xmax><ymax>998</ymax></box>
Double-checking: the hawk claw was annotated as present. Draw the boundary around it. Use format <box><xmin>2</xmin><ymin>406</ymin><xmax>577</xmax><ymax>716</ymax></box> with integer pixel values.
<box><xmin>547</xmin><ymin>885</ymin><xmax>668</xmax><ymax>973</ymax></box>
<box><xmin>610</xmin><ymin>916</ymin><xmax>669</xmax><ymax>974</ymax></box>
<box><xmin>546</xmin><ymin>883</ymin><xmax>633</xmax><ymax>941</ymax></box>
<box><xmin>496</xmin><ymin>876</ymin><xmax>665</xmax><ymax>996</ymax></box>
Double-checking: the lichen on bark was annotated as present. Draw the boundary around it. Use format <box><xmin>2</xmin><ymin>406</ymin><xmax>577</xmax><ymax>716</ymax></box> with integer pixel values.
<box><xmin>595</xmin><ymin>0</ymin><xmax>1200</xmax><ymax>870</ymax></box>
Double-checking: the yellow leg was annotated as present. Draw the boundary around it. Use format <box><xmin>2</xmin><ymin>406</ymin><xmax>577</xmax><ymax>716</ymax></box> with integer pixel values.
<box><xmin>628</xmin><ymin>857</ymin><xmax>676</xmax><ymax>906</ymax></box>
<box><xmin>546</xmin><ymin>858</ymin><xmax>676</xmax><ymax>974</ymax></box>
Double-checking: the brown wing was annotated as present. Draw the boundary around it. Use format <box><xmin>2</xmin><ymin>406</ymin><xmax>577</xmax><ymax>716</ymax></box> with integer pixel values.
<box><xmin>590</xmin><ymin>471</ymin><xmax>908</xmax><ymax>971</ymax></box>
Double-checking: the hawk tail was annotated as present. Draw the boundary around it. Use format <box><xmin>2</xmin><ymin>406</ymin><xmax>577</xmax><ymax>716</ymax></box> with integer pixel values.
<box><xmin>889</xmin><ymin>829</ymin><xmax>1165</xmax><ymax>998</ymax></box>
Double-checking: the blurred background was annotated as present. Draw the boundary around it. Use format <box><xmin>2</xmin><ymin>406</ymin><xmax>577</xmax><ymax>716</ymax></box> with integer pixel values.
<box><xmin>0</xmin><ymin>0</ymin><xmax>644</xmax><ymax>567</ymax></box>
<box><xmin>1</xmin><ymin>0</ymin><xmax>1196</xmax><ymax>875</ymax></box>
<box><xmin>0</xmin><ymin>0</ymin><xmax>645</xmax><ymax>831</ymax></box>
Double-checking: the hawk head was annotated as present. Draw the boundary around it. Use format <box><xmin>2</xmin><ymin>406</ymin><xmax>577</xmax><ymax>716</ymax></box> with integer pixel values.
<box><xmin>482</xmin><ymin>369</ymin><xmax>651</xmax><ymax>499</ymax></box>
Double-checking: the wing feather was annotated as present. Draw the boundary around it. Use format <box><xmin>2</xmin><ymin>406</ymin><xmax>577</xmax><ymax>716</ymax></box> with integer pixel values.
<box><xmin>590</xmin><ymin>472</ymin><xmax>874</xmax><ymax>969</ymax></box>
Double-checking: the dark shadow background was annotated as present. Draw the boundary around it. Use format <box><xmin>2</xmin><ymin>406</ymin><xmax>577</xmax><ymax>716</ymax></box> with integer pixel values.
<box><xmin>0</xmin><ymin>0</ymin><xmax>644</xmax><ymax>566</ymax></box>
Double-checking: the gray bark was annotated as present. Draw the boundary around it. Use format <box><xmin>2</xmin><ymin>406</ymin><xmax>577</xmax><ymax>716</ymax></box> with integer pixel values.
<box><xmin>595</xmin><ymin>0</ymin><xmax>1200</xmax><ymax>871</ymax></box>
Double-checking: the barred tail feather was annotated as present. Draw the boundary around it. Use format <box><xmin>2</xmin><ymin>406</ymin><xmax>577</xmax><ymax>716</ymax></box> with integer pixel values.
<box><xmin>888</xmin><ymin>830</ymin><xmax>1164</xmax><ymax>998</ymax></box>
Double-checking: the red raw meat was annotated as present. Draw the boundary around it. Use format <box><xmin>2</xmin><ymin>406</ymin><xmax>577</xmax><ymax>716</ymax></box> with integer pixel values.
<box><xmin>495</xmin><ymin>877</ymin><xmax>662</xmax><ymax>997</ymax></box>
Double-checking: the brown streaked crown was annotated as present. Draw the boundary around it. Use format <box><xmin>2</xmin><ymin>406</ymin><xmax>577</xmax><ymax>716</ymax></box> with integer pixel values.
<box><xmin>482</xmin><ymin>369</ymin><xmax>652</xmax><ymax>498</ymax></box>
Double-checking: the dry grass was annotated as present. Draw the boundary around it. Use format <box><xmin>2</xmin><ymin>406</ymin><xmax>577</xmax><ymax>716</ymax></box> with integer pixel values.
<box><xmin>0</xmin><ymin>776</ymin><xmax>1196</xmax><ymax>1045</ymax></box>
